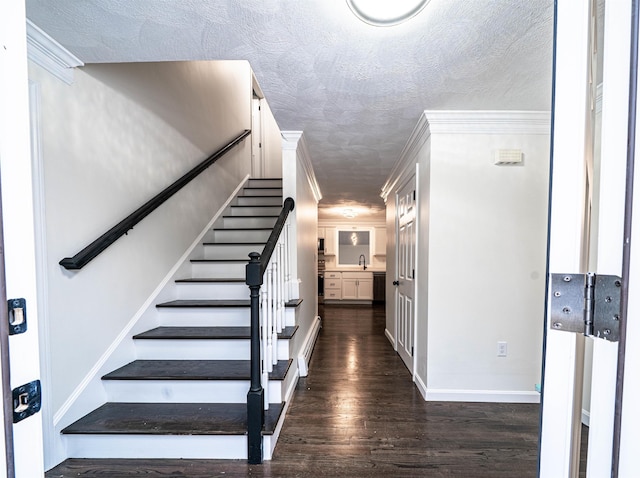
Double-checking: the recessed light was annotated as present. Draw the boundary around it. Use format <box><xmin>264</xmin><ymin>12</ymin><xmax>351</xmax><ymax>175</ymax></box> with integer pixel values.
<box><xmin>346</xmin><ymin>0</ymin><xmax>430</xmax><ymax>27</ymax></box>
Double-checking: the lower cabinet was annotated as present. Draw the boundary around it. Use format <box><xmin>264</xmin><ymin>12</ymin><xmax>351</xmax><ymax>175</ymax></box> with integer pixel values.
<box><xmin>338</xmin><ymin>272</ymin><xmax>373</xmax><ymax>301</ymax></box>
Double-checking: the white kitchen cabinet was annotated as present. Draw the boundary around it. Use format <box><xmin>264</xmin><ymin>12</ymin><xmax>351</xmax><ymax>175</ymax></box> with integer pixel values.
<box><xmin>324</xmin><ymin>226</ymin><xmax>336</xmax><ymax>255</ymax></box>
<box><xmin>317</xmin><ymin>227</ymin><xmax>325</xmax><ymax>239</ymax></box>
<box><xmin>341</xmin><ymin>271</ymin><xmax>373</xmax><ymax>300</ymax></box>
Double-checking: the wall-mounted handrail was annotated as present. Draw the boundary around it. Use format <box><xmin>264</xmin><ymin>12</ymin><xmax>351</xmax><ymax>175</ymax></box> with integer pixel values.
<box><xmin>59</xmin><ymin>129</ymin><xmax>251</xmax><ymax>270</ymax></box>
<box><xmin>245</xmin><ymin>196</ymin><xmax>295</xmax><ymax>464</ymax></box>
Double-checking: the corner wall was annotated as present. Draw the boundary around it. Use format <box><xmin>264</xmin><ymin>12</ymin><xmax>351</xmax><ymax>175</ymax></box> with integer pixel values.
<box><xmin>424</xmin><ymin>112</ymin><xmax>550</xmax><ymax>400</ymax></box>
<box><xmin>281</xmin><ymin>132</ymin><xmax>321</xmax><ymax>374</ymax></box>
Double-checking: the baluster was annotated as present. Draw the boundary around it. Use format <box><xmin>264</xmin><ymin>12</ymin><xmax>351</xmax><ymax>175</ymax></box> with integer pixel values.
<box><xmin>277</xmin><ymin>242</ymin><xmax>284</xmax><ymax>333</ymax></box>
<box><xmin>265</xmin><ymin>264</ymin><xmax>274</xmax><ymax>373</ymax></box>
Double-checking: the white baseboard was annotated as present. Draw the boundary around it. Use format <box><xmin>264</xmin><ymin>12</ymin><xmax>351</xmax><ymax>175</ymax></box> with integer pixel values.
<box><xmin>582</xmin><ymin>409</ymin><xmax>590</xmax><ymax>426</ymax></box>
<box><xmin>384</xmin><ymin>328</ymin><xmax>396</xmax><ymax>350</ymax></box>
<box><xmin>297</xmin><ymin>316</ymin><xmax>322</xmax><ymax>377</ymax></box>
<box><xmin>414</xmin><ymin>372</ymin><xmax>428</xmax><ymax>400</ymax></box>
<box><xmin>424</xmin><ymin>388</ymin><xmax>541</xmax><ymax>404</ymax></box>
<box><xmin>52</xmin><ymin>176</ymin><xmax>249</xmax><ymax>436</ymax></box>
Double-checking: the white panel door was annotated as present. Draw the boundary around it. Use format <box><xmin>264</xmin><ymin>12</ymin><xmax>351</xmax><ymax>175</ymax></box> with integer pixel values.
<box><xmin>396</xmin><ymin>176</ymin><xmax>416</xmax><ymax>373</ymax></box>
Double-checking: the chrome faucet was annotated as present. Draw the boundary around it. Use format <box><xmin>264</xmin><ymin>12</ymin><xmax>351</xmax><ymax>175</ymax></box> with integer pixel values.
<box><xmin>358</xmin><ymin>254</ymin><xmax>367</xmax><ymax>270</ymax></box>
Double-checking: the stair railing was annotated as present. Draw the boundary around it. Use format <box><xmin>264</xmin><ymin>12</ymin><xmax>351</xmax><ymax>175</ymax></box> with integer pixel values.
<box><xmin>59</xmin><ymin>129</ymin><xmax>251</xmax><ymax>270</ymax></box>
<box><xmin>245</xmin><ymin>196</ymin><xmax>294</xmax><ymax>465</ymax></box>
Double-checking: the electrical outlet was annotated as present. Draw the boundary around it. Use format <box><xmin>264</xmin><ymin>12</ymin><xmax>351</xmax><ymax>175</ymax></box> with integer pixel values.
<box><xmin>497</xmin><ymin>341</ymin><xmax>508</xmax><ymax>357</ymax></box>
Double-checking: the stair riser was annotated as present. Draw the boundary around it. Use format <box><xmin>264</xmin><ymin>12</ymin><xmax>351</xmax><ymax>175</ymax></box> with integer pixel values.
<box><xmin>242</xmin><ymin>188</ymin><xmax>282</xmax><ymax>197</ymax></box>
<box><xmin>229</xmin><ymin>206</ymin><xmax>282</xmax><ymax>217</ymax></box>
<box><xmin>212</xmin><ymin>229</ymin><xmax>272</xmax><ymax>243</ymax></box>
<box><xmin>191</xmin><ymin>261</ymin><xmax>245</xmax><ymax>278</ymax></box>
<box><xmin>235</xmin><ymin>196</ymin><xmax>282</xmax><ymax>206</ymax></box>
<box><xmin>222</xmin><ymin>216</ymin><xmax>277</xmax><ymax>229</ymax></box>
<box><xmin>103</xmin><ymin>379</ymin><xmax>286</xmax><ymax>404</ymax></box>
<box><xmin>157</xmin><ymin>308</ymin><xmax>250</xmax><ymax>327</ymax></box>
<box><xmin>64</xmin><ymin>435</ymin><xmax>248</xmax><ymax>459</ymax></box>
<box><xmin>247</xmin><ymin>179</ymin><xmax>282</xmax><ymax>188</ymax></box>
<box><xmin>135</xmin><ymin>338</ymin><xmax>291</xmax><ymax>361</ymax></box>
<box><xmin>175</xmin><ymin>282</ymin><xmax>248</xmax><ymax>300</ymax></box>
<box><xmin>202</xmin><ymin>244</ymin><xmax>263</xmax><ymax>260</ymax></box>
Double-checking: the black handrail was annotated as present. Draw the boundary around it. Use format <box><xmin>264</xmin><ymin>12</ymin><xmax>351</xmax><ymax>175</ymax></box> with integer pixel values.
<box><xmin>59</xmin><ymin>129</ymin><xmax>251</xmax><ymax>270</ymax></box>
<box><xmin>245</xmin><ymin>196</ymin><xmax>295</xmax><ymax>464</ymax></box>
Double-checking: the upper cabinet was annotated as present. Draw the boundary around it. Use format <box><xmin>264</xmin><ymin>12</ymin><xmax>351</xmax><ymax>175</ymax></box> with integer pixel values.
<box><xmin>374</xmin><ymin>227</ymin><xmax>387</xmax><ymax>256</ymax></box>
<box><xmin>324</xmin><ymin>226</ymin><xmax>336</xmax><ymax>255</ymax></box>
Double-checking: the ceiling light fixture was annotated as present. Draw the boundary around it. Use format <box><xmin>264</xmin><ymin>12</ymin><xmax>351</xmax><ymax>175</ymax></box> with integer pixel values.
<box><xmin>342</xmin><ymin>208</ymin><xmax>358</xmax><ymax>218</ymax></box>
<box><xmin>346</xmin><ymin>0</ymin><xmax>430</xmax><ymax>27</ymax></box>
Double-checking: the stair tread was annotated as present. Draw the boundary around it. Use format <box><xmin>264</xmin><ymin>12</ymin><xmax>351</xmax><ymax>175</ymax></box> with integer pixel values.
<box><xmin>102</xmin><ymin>359</ymin><xmax>292</xmax><ymax>381</ymax></box>
<box><xmin>174</xmin><ymin>278</ymin><xmax>245</xmax><ymax>283</ymax></box>
<box><xmin>134</xmin><ymin>325</ymin><xmax>298</xmax><ymax>340</ymax></box>
<box><xmin>222</xmin><ymin>215</ymin><xmax>279</xmax><ymax>219</ymax></box>
<box><xmin>202</xmin><ymin>242</ymin><xmax>265</xmax><ymax>246</ymax></box>
<box><xmin>61</xmin><ymin>402</ymin><xmax>284</xmax><ymax>436</ymax></box>
<box><xmin>191</xmin><ymin>259</ymin><xmax>249</xmax><ymax>263</ymax></box>
<box><xmin>157</xmin><ymin>299</ymin><xmax>302</xmax><ymax>308</ymax></box>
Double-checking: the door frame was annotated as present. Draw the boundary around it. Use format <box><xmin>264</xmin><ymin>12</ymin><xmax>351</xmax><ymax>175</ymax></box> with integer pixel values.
<box><xmin>539</xmin><ymin>0</ymin><xmax>637</xmax><ymax>476</ymax></box>
<box><xmin>394</xmin><ymin>171</ymin><xmax>418</xmax><ymax>377</ymax></box>
<box><xmin>0</xmin><ymin>2</ymin><xmax>46</xmax><ymax>476</ymax></box>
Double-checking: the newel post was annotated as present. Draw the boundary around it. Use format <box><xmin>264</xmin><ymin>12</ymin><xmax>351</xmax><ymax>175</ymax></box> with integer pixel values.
<box><xmin>246</xmin><ymin>251</ymin><xmax>264</xmax><ymax>464</ymax></box>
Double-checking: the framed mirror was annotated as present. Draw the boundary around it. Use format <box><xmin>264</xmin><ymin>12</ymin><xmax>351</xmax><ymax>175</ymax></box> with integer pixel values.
<box><xmin>337</xmin><ymin>229</ymin><xmax>371</xmax><ymax>267</ymax></box>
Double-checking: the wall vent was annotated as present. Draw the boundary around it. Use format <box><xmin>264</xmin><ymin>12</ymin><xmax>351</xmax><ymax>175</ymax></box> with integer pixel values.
<box><xmin>494</xmin><ymin>149</ymin><xmax>523</xmax><ymax>165</ymax></box>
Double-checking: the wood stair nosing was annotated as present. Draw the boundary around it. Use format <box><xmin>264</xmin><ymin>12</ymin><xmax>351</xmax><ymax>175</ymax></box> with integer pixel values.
<box><xmin>174</xmin><ymin>278</ymin><xmax>245</xmax><ymax>283</ymax></box>
<box><xmin>61</xmin><ymin>402</ymin><xmax>284</xmax><ymax>436</ymax></box>
<box><xmin>156</xmin><ymin>299</ymin><xmax>303</xmax><ymax>308</ymax></box>
<box><xmin>101</xmin><ymin>359</ymin><xmax>293</xmax><ymax>381</ymax></box>
<box><xmin>134</xmin><ymin>325</ymin><xmax>298</xmax><ymax>341</ymax></box>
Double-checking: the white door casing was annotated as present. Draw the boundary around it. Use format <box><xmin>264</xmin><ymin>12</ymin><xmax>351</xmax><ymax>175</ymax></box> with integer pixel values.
<box><xmin>395</xmin><ymin>175</ymin><xmax>416</xmax><ymax>374</ymax></box>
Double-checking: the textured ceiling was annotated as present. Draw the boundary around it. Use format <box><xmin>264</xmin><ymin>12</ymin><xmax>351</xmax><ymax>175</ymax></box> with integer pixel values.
<box><xmin>25</xmin><ymin>0</ymin><xmax>554</xmax><ymax>219</ymax></box>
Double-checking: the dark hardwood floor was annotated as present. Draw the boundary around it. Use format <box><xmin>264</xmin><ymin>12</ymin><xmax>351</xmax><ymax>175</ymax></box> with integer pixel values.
<box><xmin>46</xmin><ymin>303</ymin><xmax>562</xmax><ymax>477</ymax></box>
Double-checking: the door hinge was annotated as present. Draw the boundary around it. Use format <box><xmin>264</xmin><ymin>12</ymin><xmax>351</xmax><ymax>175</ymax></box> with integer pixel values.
<box><xmin>413</xmin><ymin>190</ymin><xmax>416</xmax><ymax>201</ymax></box>
<box><xmin>411</xmin><ymin>346</ymin><xmax>414</xmax><ymax>357</ymax></box>
<box><xmin>12</xmin><ymin>380</ymin><xmax>41</xmax><ymax>423</ymax></box>
<box><xmin>550</xmin><ymin>273</ymin><xmax>621</xmax><ymax>342</ymax></box>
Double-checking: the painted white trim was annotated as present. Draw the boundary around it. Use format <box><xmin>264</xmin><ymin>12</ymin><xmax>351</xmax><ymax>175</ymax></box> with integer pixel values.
<box><xmin>581</xmin><ymin>409</ymin><xmax>590</xmax><ymax>427</ymax></box>
<box><xmin>381</xmin><ymin>113</ymin><xmax>429</xmax><ymax>202</ymax></box>
<box><xmin>297</xmin><ymin>315</ymin><xmax>322</xmax><ymax>377</ymax></box>
<box><xmin>28</xmin><ymin>79</ymin><xmax>63</xmax><ymax>469</ymax></box>
<box><xmin>414</xmin><ymin>372</ymin><xmax>428</xmax><ymax>400</ymax></box>
<box><xmin>26</xmin><ymin>20</ymin><xmax>83</xmax><ymax>85</ymax></box>
<box><xmin>424</xmin><ymin>389</ymin><xmax>541</xmax><ymax>404</ymax></box>
<box><xmin>384</xmin><ymin>328</ymin><xmax>396</xmax><ymax>348</ymax></box>
<box><xmin>53</xmin><ymin>176</ymin><xmax>249</xmax><ymax>427</ymax></box>
<box><xmin>281</xmin><ymin>131</ymin><xmax>322</xmax><ymax>202</ymax></box>
<box><xmin>424</xmin><ymin>110</ymin><xmax>551</xmax><ymax>135</ymax></box>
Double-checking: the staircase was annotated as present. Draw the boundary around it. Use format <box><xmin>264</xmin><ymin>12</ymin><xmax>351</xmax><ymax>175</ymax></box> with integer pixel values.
<box><xmin>60</xmin><ymin>178</ymin><xmax>299</xmax><ymax>460</ymax></box>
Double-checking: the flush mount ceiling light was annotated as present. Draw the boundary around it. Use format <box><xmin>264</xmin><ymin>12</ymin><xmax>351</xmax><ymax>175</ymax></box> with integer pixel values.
<box><xmin>346</xmin><ymin>0</ymin><xmax>430</xmax><ymax>27</ymax></box>
<box><xmin>342</xmin><ymin>208</ymin><xmax>358</xmax><ymax>218</ymax></box>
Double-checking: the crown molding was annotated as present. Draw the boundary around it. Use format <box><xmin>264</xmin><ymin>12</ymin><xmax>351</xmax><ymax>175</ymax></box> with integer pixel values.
<box><xmin>26</xmin><ymin>19</ymin><xmax>83</xmax><ymax>85</ymax></box>
<box><xmin>424</xmin><ymin>110</ymin><xmax>551</xmax><ymax>135</ymax></box>
<box><xmin>281</xmin><ymin>131</ymin><xmax>322</xmax><ymax>203</ymax></box>
<box><xmin>381</xmin><ymin>112</ymin><xmax>430</xmax><ymax>202</ymax></box>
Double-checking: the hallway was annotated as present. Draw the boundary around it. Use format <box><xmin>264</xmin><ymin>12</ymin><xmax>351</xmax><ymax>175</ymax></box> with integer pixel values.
<box><xmin>47</xmin><ymin>303</ymin><xmax>541</xmax><ymax>477</ymax></box>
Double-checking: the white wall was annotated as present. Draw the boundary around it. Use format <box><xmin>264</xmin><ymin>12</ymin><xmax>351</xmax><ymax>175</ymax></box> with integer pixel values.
<box><xmin>28</xmin><ymin>60</ymin><xmax>253</xmax><ymax>415</ymax></box>
<box><xmin>281</xmin><ymin>132</ymin><xmax>321</xmax><ymax>372</ymax></box>
<box><xmin>386</xmin><ymin>111</ymin><xmax>550</xmax><ymax>402</ymax></box>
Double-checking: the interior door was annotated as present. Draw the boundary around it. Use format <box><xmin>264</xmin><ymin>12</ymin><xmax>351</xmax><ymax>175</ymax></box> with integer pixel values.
<box><xmin>251</xmin><ymin>95</ymin><xmax>263</xmax><ymax>178</ymax></box>
<box><xmin>539</xmin><ymin>0</ymin><xmax>634</xmax><ymax>476</ymax></box>
<box><xmin>395</xmin><ymin>176</ymin><xmax>416</xmax><ymax>374</ymax></box>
